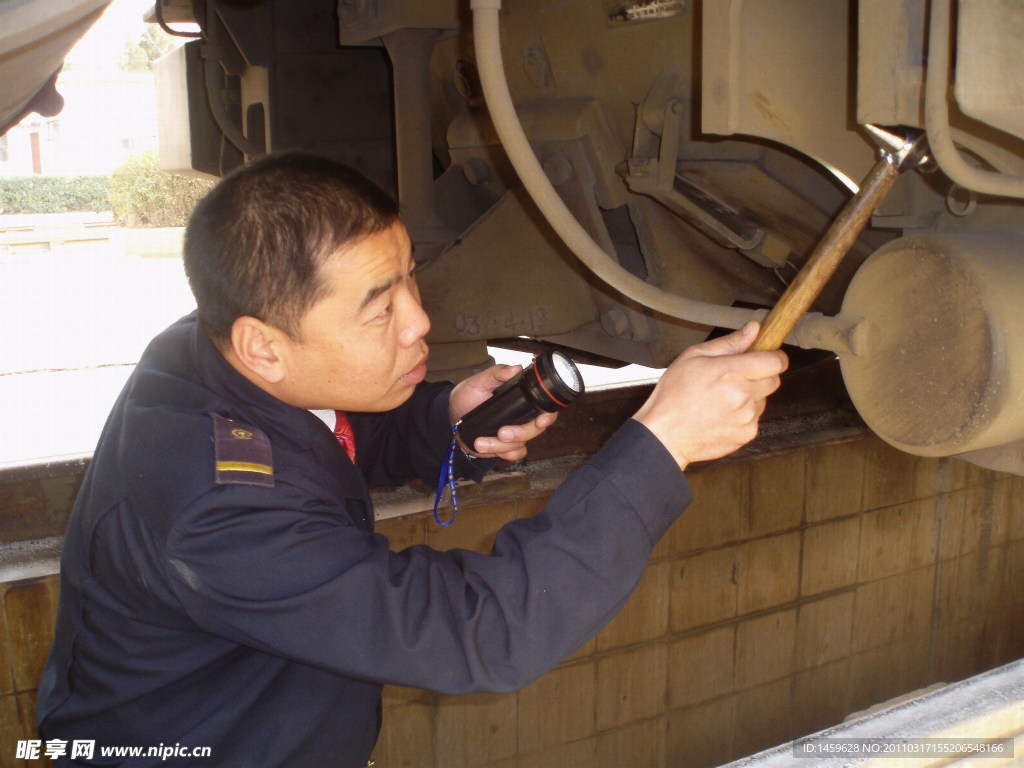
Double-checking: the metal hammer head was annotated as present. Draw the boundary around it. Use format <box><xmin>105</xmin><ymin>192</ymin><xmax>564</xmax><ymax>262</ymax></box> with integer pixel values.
<box><xmin>863</xmin><ymin>125</ymin><xmax>931</xmax><ymax>173</ymax></box>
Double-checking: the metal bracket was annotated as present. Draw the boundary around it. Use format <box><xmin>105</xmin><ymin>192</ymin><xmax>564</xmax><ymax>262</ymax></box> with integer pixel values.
<box><xmin>623</xmin><ymin>89</ymin><xmax>791</xmax><ymax>267</ymax></box>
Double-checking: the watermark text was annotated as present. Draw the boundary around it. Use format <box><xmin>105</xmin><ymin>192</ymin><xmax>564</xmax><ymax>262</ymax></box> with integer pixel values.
<box><xmin>793</xmin><ymin>737</ymin><xmax>1014</xmax><ymax>759</ymax></box>
<box><xmin>17</xmin><ymin>739</ymin><xmax>212</xmax><ymax>762</ymax></box>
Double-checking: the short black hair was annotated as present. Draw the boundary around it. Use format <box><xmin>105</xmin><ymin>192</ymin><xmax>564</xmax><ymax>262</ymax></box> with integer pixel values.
<box><xmin>183</xmin><ymin>151</ymin><xmax>400</xmax><ymax>344</ymax></box>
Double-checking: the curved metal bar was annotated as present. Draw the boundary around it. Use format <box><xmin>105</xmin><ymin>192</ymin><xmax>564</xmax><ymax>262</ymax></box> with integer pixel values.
<box><xmin>925</xmin><ymin>0</ymin><xmax>1024</xmax><ymax>199</ymax></box>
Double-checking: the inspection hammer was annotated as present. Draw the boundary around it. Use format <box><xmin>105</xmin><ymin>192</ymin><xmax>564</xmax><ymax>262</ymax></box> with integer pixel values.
<box><xmin>750</xmin><ymin>126</ymin><xmax>930</xmax><ymax>352</ymax></box>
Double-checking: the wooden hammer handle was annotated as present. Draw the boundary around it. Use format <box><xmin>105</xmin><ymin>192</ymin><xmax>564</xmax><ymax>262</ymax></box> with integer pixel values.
<box><xmin>751</xmin><ymin>157</ymin><xmax>900</xmax><ymax>352</ymax></box>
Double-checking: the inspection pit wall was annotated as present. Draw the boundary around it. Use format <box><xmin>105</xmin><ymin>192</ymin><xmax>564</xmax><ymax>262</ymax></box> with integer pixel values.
<box><xmin>0</xmin><ymin>431</ymin><xmax>1022</xmax><ymax>768</ymax></box>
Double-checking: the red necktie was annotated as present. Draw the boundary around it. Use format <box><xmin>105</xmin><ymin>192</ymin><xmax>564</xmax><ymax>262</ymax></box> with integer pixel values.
<box><xmin>333</xmin><ymin>410</ymin><xmax>356</xmax><ymax>462</ymax></box>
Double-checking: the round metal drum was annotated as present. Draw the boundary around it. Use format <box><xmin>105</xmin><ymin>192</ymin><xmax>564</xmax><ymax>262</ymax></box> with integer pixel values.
<box><xmin>840</xmin><ymin>233</ymin><xmax>1024</xmax><ymax>457</ymax></box>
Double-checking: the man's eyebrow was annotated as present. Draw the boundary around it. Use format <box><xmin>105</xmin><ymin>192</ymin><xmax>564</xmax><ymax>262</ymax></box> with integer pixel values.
<box><xmin>357</xmin><ymin>250</ymin><xmax>416</xmax><ymax>312</ymax></box>
<box><xmin>358</xmin><ymin>274</ymin><xmax>402</xmax><ymax>312</ymax></box>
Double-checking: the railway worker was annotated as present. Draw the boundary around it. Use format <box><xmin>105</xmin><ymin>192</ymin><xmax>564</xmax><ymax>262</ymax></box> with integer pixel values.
<box><xmin>37</xmin><ymin>151</ymin><xmax>787</xmax><ymax>767</ymax></box>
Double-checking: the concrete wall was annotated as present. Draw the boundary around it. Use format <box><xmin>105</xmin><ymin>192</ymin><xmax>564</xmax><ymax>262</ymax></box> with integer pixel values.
<box><xmin>1</xmin><ymin>432</ymin><xmax>1022</xmax><ymax>768</ymax></box>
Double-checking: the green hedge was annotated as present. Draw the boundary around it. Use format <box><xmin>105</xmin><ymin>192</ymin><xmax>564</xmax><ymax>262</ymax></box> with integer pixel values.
<box><xmin>0</xmin><ymin>153</ymin><xmax>215</xmax><ymax>224</ymax></box>
<box><xmin>108</xmin><ymin>151</ymin><xmax>213</xmax><ymax>228</ymax></box>
<box><xmin>0</xmin><ymin>175</ymin><xmax>110</xmax><ymax>214</ymax></box>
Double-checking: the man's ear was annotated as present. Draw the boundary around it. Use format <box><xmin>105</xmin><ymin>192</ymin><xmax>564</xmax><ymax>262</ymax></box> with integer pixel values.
<box><xmin>229</xmin><ymin>316</ymin><xmax>287</xmax><ymax>384</ymax></box>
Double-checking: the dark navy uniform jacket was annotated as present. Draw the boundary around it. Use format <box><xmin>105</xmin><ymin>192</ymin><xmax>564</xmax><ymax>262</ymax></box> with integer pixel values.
<box><xmin>37</xmin><ymin>313</ymin><xmax>691</xmax><ymax>767</ymax></box>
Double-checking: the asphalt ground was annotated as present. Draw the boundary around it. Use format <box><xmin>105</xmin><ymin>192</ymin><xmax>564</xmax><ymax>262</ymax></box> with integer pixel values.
<box><xmin>0</xmin><ymin>241</ymin><xmax>195</xmax><ymax>464</ymax></box>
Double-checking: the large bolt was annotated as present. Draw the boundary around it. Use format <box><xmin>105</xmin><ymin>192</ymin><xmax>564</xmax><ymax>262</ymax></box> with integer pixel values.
<box><xmin>543</xmin><ymin>154</ymin><xmax>574</xmax><ymax>186</ymax></box>
<box><xmin>601</xmin><ymin>307</ymin><xmax>631</xmax><ymax>337</ymax></box>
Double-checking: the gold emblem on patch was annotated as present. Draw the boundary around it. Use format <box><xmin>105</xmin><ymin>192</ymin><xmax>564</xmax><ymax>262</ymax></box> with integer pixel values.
<box><xmin>231</xmin><ymin>428</ymin><xmax>253</xmax><ymax>440</ymax></box>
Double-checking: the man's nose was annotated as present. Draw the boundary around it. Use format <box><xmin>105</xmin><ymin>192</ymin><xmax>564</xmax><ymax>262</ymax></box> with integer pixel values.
<box><xmin>399</xmin><ymin>292</ymin><xmax>430</xmax><ymax>347</ymax></box>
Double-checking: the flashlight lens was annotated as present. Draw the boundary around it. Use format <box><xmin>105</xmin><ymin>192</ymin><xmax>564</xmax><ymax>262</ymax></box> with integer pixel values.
<box><xmin>552</xmin><ymin>351</ymin><xmax>582</xmax><ymax>393</ymax></box>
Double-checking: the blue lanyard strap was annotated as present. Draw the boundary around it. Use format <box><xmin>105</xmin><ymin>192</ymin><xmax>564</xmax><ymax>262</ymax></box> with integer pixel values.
<box><xmin>433</xmin><ymin>423</ymin><xmax>461</xmax><ymax>526</ymax></box>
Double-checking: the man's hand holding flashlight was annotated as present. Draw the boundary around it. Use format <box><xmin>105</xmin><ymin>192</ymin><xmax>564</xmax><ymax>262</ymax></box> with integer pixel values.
<box><xmin>633</xmin><ymin>322</ymin><xmax>788</xmax><ymax>471</ymax></box>
<box><xmin>449</xmin><ymin>364</ymin><xmax>558</xmax><ymax>461</ymax></box>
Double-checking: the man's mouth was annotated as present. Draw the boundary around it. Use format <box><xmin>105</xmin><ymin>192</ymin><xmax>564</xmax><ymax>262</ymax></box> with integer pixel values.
<box><xmin>399</xmin><ymin>350</ymin><xmax>429</xmax><ymax>385</ymax></box>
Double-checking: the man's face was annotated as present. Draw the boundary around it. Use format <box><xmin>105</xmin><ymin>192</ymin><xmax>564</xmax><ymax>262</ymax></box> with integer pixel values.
<box><xmin>275</xmin><ymin>220</ymin><xmax>431</xmax><ymax>412</ymax></box>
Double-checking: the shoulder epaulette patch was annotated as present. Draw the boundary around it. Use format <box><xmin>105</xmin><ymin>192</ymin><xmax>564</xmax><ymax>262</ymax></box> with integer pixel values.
<box><xmin>211</xmin><ymin>413</ymin><xmax>274</xmax><ymax>488</ymax></box>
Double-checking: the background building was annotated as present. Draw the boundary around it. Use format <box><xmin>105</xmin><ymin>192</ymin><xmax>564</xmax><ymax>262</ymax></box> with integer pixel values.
<box><xmin>0</xmin><ymin>0</ymin><xmax>165</xmax><ymax>178</ymax></box>
<box><xmin>0</xmin><ymin>69</ymin><xmax>157</xmax><ymax>177</ymax></box>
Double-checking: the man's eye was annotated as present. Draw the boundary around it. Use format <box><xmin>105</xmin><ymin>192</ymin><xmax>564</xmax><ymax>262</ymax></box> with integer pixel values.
<box><xmin>375</xmin><ymin>304</ymin><xmax>393</xmax><ymax>320</ymax></box>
